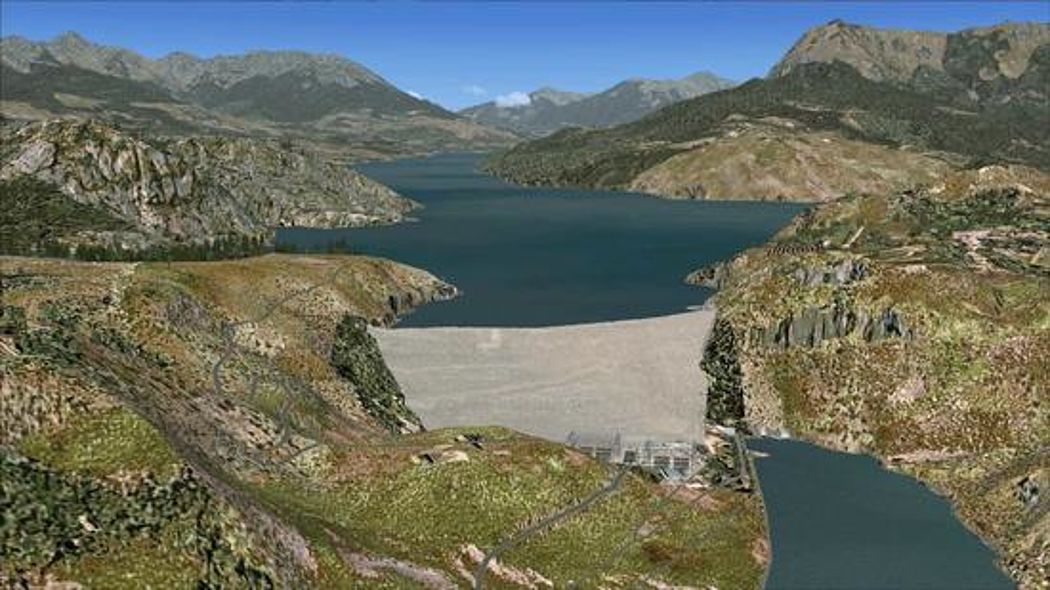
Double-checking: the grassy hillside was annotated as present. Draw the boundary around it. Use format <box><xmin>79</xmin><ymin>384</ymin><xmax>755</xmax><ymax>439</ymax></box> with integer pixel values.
<box><xmin>1</xmin><ymin>254</ymin><xmax>767</xmax><ymax>588</ymax></box>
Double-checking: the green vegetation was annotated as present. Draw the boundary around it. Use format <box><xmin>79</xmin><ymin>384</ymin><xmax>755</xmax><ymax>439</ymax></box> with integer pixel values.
<box><xmin>701</xmin><ymin>318</ymin><xmax>746</xmax><ymax>428</ymax></box>
<box><xmin>18</xmin><ymin>407</ymin><xmax>182</xmax><ymax>479</ymax></box>
<box><xmin>252</xmin><ymin>427</ymin><xmax>766</xmax><ymax>588</ymax></box>
<box><xmin>0</xmin><ymin>451</ymin><xmax>272</xmax><ymax>588</ymax></box>
<box><xmin>2</xmin><ymin>254</ymin><xmax>768</xmax><ymax>587</ymax></box>
<box><xmin>0</xmin><ymin>175</ymin><xmax>273</xmax><ymax>261</ymax></box>
<box><xmin>330</xmin><ymin>314</ymin><xmax>422</xmax><ymax>432</ymax></box>
<box><xmin>0</xmin><ymin>176</ymin><xmax>129</xmax><ymax>253</ymax></box>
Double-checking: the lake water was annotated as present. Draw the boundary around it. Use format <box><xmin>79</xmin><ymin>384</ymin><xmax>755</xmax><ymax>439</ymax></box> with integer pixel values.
<box><xmin>279</xmin><ymin>153</ymin><xmax>804</xmax><ymax>327</ymax></box>
<box><xmin>750</xmin><ymin>438</ymin><xmax>1013</xmax><ymax>590</ymax></box>
<box><xmin>280</xmin><ymin>153</ymin><xmax>1012</xmax><ymax>588</ymax></box>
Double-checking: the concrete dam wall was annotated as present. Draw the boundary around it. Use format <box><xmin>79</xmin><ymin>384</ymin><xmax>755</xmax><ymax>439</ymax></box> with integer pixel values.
<box><xmin>371</xmin><ymin>309</ymin><xmax>714</xmax><ymax>445</ymax></box>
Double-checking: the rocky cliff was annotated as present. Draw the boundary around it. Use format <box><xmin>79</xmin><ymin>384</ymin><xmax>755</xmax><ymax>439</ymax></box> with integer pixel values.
<box><xmin>698</xmin><ymin>166</ymin><xmax>1050</xmax><ymax>587</ymax></box>
<box><xmin>0</xmin><ymin>119</ymin><xmax>415</xmax><ymax>253</ymax></box>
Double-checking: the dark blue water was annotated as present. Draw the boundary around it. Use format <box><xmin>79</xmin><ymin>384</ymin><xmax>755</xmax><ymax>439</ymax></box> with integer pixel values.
<box><xmin>750</xmin><ymin>438</ymin><xmax>1014</xmax><ymax>590</ymax></box>
<box><xmin>278</xmin><ymin>153</ymin><xmax>805</xmax><ymax>327</ymax></box>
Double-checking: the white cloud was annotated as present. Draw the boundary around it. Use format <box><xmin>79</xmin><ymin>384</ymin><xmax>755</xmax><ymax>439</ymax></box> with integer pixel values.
<box><xmin>407</xmin><ymin>90</ymin><xmax>424</xmax><ymax>100</ymax></box>
<box><xmin>461</xmin><ymin>84</ymin><xmax>488</xmax><ymax>97</ymax></box>
<box><xmin>495</xmin><ymin>91</ymin><xmax>531</xmax><ymax>108</ymax></box>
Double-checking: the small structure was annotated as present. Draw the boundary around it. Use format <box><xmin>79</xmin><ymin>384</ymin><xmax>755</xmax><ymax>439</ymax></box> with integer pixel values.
<box><xmin>566</xmin><ymin>431</ymin><xmax>701</xmax><ymax>480</ymax></box>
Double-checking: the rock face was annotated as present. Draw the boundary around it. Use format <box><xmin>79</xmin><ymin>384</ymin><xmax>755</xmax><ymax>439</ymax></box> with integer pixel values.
<box><xmin>0</xmin><ymin>119</ymin><xmax>415</xmax><ymax>249</ymax></box>
<box><xmin>756</xmin><ymin>305</ymin><xmax>910</xmax><ymax>349</ymax></box>
<box><xmin>684</xmin><ymin>262</ymin><xmax>727</xmax><ymax>289</ymax></box>
<box><xmin>460</xmin><ymin>72</ymin><xmax>734</xmax><ymax>136</ymax></box>
<box><xmin>771</xmin><ymin>20</ymin><xmax>1050</xmax><ymax>104</ymax></box>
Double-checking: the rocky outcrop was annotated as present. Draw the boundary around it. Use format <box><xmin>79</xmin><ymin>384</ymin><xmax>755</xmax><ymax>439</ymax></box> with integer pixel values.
<box><xmin>790</xmin><ymin>258</ymin><xmax>866</xmax><ymax>286</ymax></box>
<box><xmin>702</xmin><ymin>164</ymin><xmax>1050</xmax><ymax>587</ymax></box>
<box><xmin>381</xmin><ymin>282</ymin><xmax>458</xmax><ymax>327</ymax></box>
<box><xmin>0</xmin><ymin>119</ymin><xmax>416</xmax><ymax>248</ymax></box>
<box><xmin>755</xmin><ymin>305</ymin><xmax>911</xmax><ymax>349</ymax></box>
<box><xmin>330</xmin><ymin>315</ymin><xmax>422</xmax><ymax>433</ymax></box>
<box><xmin>684</xmin><ymin>262</ymin><xmax>727</xmax><ymax>289</ymax></box>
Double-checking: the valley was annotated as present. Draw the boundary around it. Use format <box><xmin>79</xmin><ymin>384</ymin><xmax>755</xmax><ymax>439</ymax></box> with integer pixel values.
<box><xmin>2</xmin><ymin>8</ymin><xmax>1048</xmax><ymax>590</ymax></box>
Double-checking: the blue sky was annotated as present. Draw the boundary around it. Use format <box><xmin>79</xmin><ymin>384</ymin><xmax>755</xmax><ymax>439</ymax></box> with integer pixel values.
<box><xmin>2</xmin><ymin>1</ymin><xmax>1047</xmax><ymax>110</ymax></box>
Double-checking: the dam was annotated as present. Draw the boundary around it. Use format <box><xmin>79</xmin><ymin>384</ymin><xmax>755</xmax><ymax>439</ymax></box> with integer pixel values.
<box><xmin>372</xmin><ymin>308</ymin><xmax>714</xmax><ymax>473</ymax></box>
<box><xmin>282</xmin><ymin>154</ymin><xmax>1015</xmax><ymax>588</ymax></box>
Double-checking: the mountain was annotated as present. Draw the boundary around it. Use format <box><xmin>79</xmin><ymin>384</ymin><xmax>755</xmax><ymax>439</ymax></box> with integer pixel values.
<box><xmin>0</xmin><ymin>33</ymin><xmax>516</xmax><ymax>157</ymax></box>
<box><xmin>0</xmin><ymin>118</ymin><xmax>416</xmax><ymax>255</ymax></box>
<box><xmin>486</xmin><ymin>21</ymin><xmax>1050</xmax><ymax>201</ymax></box>
<box><xmin>698</xmin><ymin>163</ymin><xmax>1050</xmax><ymax>588</ymax></box>
<box><xmin>771</xmin><ymin>20</ymin><xmax>1050</xmax><ymax>105</ymax></box>
<box><xmin>460</xmin><ymin>71</ymin><xmax>734</xmax><ymax>136</ymax></box>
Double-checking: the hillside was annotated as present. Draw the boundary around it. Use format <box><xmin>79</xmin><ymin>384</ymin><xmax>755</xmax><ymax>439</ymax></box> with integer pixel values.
<box><xmin>0</xmin><ymin>33</ymin><xmax>516</xmax><ymax>158</ymax></box>
<box><xmin>0</xmin><ymin>119</ymin><xmax>415</xmax><ymax>255</ymax></box>
<box><xmin>698</xmin><ymin>165</ymin><xmax>1049</xmax><ymax>587</ymax></box>
<box><xmin>486</xmin><ymin>22</ymin><xmax>1050</xmax><ymax>201</ymax></box>
<box><xmin>461</xmin><ymin>72</ymin><xmax>734</xmax><ymax>136</ymax></box>
<box><xmin>1</xmin><ymin>254</ymin><xmax>767</xmax><ymax>588</ymax></box>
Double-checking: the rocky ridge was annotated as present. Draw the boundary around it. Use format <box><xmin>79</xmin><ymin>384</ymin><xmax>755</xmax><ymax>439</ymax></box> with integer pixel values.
<box><xmin>0</xmin><ymin>119</ymin><xmax>415</xmax><ymax>252</ymax></box>
<box><xmin>771</xmin><ymin>20</ymin><xmax>1050</xmax><ymax>104</ymax></box>
<box><xmin>0</xmin><ymin>33</ymin><xmax>517</xmax><ymax>158</ymax></box>
<box><xmin>460</xmin><ymin>71</ymin><xmax>734</xmax><ymax>137</ymax></box>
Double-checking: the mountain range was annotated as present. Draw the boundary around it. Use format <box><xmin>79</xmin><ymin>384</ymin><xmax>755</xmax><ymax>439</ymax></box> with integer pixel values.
<box><xmin>460</xmin><ymin>72</ymin><xmax>735</xmax><ymax>136</ymax></box>
<box><xmin>0</xmin><ymin>32</ymin><xmax>516</xmax><ymax>158</ymax></box>
<box><xmin>487</xmin><ymin>20</ymin><xmax>1050</xmax><ymax>201</ymax></box>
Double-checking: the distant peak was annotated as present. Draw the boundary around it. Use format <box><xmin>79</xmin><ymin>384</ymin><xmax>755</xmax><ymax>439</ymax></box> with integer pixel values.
<box><xmin>53</xmin><ymin>31</ymin><xmax>89</xmax><ymax>45</ymax></box>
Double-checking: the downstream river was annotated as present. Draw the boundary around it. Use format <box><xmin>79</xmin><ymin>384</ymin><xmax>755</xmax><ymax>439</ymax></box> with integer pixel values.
<box><xmin>279</xmin><ymin>154</ymin><xmax>1012</xmax><ymax>589</ymax></box>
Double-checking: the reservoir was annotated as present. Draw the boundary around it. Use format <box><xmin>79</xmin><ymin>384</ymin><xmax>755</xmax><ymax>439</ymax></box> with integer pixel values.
<box><xmin>279</xmin><ymin>154</ymin><xmax>1012</xmax><ymax>588</ymax></box>
<box><xmin>279</xmin><ymin>153</ymin><xmax>803</xmax><ymax>327</ymax></box>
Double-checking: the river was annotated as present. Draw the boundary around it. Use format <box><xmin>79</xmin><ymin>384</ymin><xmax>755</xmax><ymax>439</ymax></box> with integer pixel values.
<box><xmin>278</xmin><ymin>153</ymin><xmax>1013</xmax><ymax>589</ymax></box>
